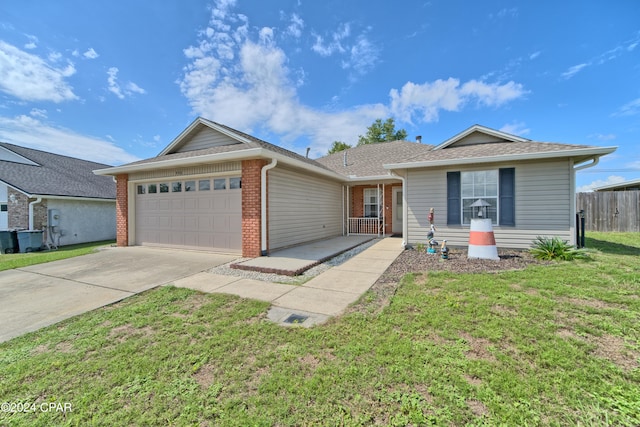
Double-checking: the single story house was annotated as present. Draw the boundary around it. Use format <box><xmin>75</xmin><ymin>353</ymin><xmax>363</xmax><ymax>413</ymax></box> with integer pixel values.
<box><xmin>593</xmin><ymin>178</ymin><xmax>640</xmax><ymax>192</ymax></box>
<box><xmin>0</xmin><ymin>142</ymin><xmax>116</xmax><ymax>246</ymax></box>
<box><xmin>94</xmin><ymin>118</ymin><xmax>616</xmax><ymax>256</ymax></box>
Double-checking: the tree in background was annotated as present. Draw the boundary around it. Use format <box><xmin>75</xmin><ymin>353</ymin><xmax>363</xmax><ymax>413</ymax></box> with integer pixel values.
<box><xmin>327</xmin><ymin>140</ymin><xmax>352</xmax><ymax>154</ymax></box>
<box><xmin>357</xmin><ymin>118</ymin><xmax>407</xmax><ymax>146</ymax></box>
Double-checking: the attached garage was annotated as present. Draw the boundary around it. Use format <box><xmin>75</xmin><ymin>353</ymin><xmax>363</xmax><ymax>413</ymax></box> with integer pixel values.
<box><xmin>134</xmin><ymin>175</ymin><xmax>241</xmax><ymax>253</ymax></box>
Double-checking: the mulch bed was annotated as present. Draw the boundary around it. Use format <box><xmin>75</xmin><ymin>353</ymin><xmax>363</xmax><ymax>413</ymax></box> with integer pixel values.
<box><xmin>377</xmin><ymin>248</ymin><xmax>545</xmax><ymax>284</ymax></box>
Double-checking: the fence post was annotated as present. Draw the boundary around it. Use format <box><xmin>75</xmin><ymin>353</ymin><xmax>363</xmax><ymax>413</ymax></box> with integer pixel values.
<box><xmin>580</xmin><ymin>210</ymin><xmax>586</xmax><ymax>248</ymax></box>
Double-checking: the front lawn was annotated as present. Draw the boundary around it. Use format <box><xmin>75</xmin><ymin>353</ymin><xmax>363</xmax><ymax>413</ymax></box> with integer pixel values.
<box><xmin>0</xmin><ymin>240</ymin><xmax>115</xmax><ymax>272</ymax></box>
<box><xmin>0</xmin><ymin>233</ymin><xmax>638</xmax><ymax>425</ymax></box>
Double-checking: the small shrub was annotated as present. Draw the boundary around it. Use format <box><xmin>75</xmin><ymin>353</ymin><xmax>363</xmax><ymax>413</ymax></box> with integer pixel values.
<box><xmin>529</xmin><ymin>236</ymin><xmax>588</xmax><ymax>261</ymax></box>
<box><xmin>415</xmin><ymin>242</ymin><xmax>425</xmax><ymax>253</ymax></box>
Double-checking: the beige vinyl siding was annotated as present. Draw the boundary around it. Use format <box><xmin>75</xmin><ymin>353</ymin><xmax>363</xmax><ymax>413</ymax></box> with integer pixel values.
<box><xmin>176</xmin><ymin>127</ymin><xmax>242</xmax><ymax>153</ymax></box>
<box><xmin>268</xmin><ymin>166</ymin><xmax>342</xmax><ymax>250</ymax></box>
<box><xmin>407</xmin><ymin>159</ymin><xmax>572</xmax><ymax>249</ymax></box>
<box><xmin>448</xmin><ymin>132</ymin><xmax>506</xmax><ymax>147</ymax></box>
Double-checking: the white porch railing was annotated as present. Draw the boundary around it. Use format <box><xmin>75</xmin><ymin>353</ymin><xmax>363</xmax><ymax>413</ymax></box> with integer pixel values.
<box><xmin>348</xmin><ymin>217</ymin><xmax>382</xmax><ymax>235</ymax></box>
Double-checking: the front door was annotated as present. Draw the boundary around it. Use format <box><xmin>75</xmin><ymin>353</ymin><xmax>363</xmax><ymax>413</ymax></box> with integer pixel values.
<box><xmin>392</xmin><ymin>187</ymin><xmax>402</xmax><ymax>234</ymax></box>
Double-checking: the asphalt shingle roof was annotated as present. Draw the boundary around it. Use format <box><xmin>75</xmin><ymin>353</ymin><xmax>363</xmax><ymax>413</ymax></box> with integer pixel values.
<box><xmin>400</xmin><ymin>140</ymin><xmax>595</xmax><ymax>163</ymax></box>
<box><xmin>0</xmin><ymin>142</ymin><xmax>116</xmax><ymax>199</ymax></box>
<box><xmin>315</xmin><ymin>140</ymin><xmax>436</xmax><ymax>177</ymax></box>
<box><xmin>123</xmin><ymin>118</ymin><xmax>334</xmax><ymax>173</ymax></box>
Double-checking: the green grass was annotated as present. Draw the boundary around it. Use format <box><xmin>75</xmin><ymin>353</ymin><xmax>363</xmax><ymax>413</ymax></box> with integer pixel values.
<box><xmin>0</xmin><ymin>240</ymin><xmax>115</xmax><ymax>272</ymax></box>
<box><xmin>1</xmin><ymin>233</ymin><xmax>638</xmax><ymax>426</ymax></box>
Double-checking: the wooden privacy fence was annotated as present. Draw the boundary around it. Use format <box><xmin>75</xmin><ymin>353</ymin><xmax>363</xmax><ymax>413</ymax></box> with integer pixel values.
<box><xmin>576</xmin><ymin>191</ymin><xmax>640</xmax><ymax>232</ymax></box>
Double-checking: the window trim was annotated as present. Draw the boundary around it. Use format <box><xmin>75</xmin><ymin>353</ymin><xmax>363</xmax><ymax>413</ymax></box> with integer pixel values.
<box><xmin>447</xmin><ymin>168</ymin><xmax>515</xmax><ymax>227</ymax></box>
<box><xmin>461</xmin><ymin>170</ymin><xmax>499</xmax><ymax>226</ymax></box>
<box><xmin>363</xmin><ymin>188</ymin><xmax>379</xmax><ymax>218</ymax></box>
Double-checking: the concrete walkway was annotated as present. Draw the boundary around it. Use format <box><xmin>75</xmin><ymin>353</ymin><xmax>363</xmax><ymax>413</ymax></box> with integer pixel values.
<box><xmin>173</xmin><ymin>237</ymin><xmax>404</xmax><ymax>326</ymax></box>
<box><xmin>231</xmin><ymin>235</ymin><xmax>375</xmax><ymax>275</ymax></box>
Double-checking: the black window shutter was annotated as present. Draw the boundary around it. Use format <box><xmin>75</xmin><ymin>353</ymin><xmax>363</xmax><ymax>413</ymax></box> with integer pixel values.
<box><xmin>447</xmin><ymin>171</ymin><xmax>461</xmax><ymax>225</ymax></box>
<box><xmin>499</xmin><ymin>168</ymin><xmax>515</xmax><ymax>226</ymax></box>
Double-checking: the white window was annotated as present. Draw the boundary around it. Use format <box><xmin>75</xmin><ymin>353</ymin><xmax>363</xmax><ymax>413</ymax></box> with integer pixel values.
<box><xmin>363</xmin><ymin>188</ymin><xmax>379</xmax><ymax>218</ymax></box>
<box><xmin>213</xmin><ymin>178</ymin><xmax>226</xmax><ymax>190</ymax></box>
<box><xmin>461</xmin><ymin>170</ymin><xmax>498</xmax><ymax>225</ymax></box>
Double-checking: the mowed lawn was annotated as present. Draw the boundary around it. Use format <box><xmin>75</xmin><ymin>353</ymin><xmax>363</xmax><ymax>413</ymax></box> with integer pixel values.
<box><xmin>0</xmin><ymin>233</ymin><xmax>638</xmax><ymax>426</ymax></box>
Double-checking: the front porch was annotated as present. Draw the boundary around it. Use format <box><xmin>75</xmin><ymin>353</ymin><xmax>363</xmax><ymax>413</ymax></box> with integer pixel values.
<box><xmin>346</xmin><ymin>182</ymin><xmax>402</xmax><ymax>236</ymax></box>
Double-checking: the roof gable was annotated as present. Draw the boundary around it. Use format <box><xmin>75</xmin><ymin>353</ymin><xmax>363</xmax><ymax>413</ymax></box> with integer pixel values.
<box><xmin>0</xmin><ymin>145</ymin><xmax>39</xmax><ymax>166</ymax></box>
<box><xmin>159</xmin><ymin>117</ymin><xmax>248</xmax><ymax>155</ymax></box>
<box><xmin>434</xmin><ymin>124</ymin><xmax>529</xmax><ymax>150</ymax></box>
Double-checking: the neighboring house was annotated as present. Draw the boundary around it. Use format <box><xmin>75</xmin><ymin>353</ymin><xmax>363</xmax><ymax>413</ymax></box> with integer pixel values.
<box><xmin>593</xmin><ymin>178</ymin><xmax>640</xmax><ymax>192</ymax></box>
<box><xmin>0</xmin><ymin>142</ymin><xmax>116</xmax><ymax>246</ymax></box>
<box><xmin>94</xmin><ymin>118</ymin><xmax>616</xmax><ymax>256</ymax></box>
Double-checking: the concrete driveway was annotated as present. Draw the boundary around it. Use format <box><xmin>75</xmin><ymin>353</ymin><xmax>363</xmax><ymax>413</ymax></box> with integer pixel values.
<box><xmin>0</xmin><ymin>246</ymin><xmax>237</xmax><ymax>343</ymax></box>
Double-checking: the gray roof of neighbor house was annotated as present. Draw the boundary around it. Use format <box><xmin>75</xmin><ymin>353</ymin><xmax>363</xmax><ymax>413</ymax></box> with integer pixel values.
<box><xmin>315</xmin><ymin>140</ymin><xmax>435</xmax><ymax>178</ymax></box>
<box><xmin>594</xmin><ymin>178</ymin><xmax>640</xmax><ymax>191</ymax></box>
<box><xmin>0</xmin><ymin>142</ymin><xmax>116</xmax><ymax>199</ymax></box>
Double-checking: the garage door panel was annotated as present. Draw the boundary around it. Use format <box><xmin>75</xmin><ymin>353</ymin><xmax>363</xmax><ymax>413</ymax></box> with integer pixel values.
<box><xmin>184</xmin><ymin>216</ymin><xmax>198</xmax><ymax>230</ymax></box>
<box><xmin>185</xmin><ymin>198</ymin><xmax>198</xmax><ymax>210</ymax></box>
<box><xmin>171</xmin><ymin>217</ymin><xmax>184</xmax><ymax>230</ymax></box>
<box><xmin>135</xmin><ymin>175</ymin><xmax>241</xmax><ymax>252</ymax></box>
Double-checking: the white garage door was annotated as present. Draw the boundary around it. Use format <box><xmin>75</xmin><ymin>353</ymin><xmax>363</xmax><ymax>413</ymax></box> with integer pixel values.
<box><xmin>134</xmin><ymin>176</ymin><xmax>241</xmax><ymax>252</ymax></box>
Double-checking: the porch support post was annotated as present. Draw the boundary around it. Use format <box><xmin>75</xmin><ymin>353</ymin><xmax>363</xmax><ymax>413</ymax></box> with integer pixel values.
<box><xmin>346</xmin><ymin>185</ymin><xmax>350</xmax><ymax>236</ymax></box>
<box><xmin>390</xmin><ymin>170</ymin><xmax>408</xmax><ymax>248</ymax></box>
<box><xmin>342</xmin><ymin>185</ymin><xmax>345</xmax><ymax>236</ymax></box>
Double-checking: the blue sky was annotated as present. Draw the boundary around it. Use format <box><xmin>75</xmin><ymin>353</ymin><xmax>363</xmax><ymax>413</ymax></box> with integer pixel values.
<box><xmin>0</xmin><ymin>0</ymin><xmax>638</xmax><ymax>191</ymax></box>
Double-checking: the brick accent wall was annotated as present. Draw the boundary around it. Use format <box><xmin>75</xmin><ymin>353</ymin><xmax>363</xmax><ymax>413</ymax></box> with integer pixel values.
<box><xmin>6</xmin><ymin>189</ymin><xmax>48</xmax><ymax>232</ymax></box>
<box><xmin>241</xmin><ymin>159</ymin><xmax>266</xmax><ymax>257</ymax></box>
<box><xmin>8</xmin><ymin>189</ymin><xmax>28</xmax><ymax>229</ymax></box>
<box><xmin>115</xmin><ymin>174</ymin><xmax>129</xmax><ymax>246</ymax></box>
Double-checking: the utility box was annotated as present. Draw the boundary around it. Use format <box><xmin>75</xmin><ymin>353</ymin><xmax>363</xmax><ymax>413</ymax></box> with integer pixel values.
<box><xmin>0</xmin><ymin>230</ymin><xmax>19</xmax><ymax>254</ymax></box>
<box><xmin>48</xmin><ymin>209</ymin><xmax>61</xmax><ymax>227</ymax></box>
<box><xmin>17</xmin><ymin>230</ymin><xmax>44</xmax><ymax>253</ymax></box>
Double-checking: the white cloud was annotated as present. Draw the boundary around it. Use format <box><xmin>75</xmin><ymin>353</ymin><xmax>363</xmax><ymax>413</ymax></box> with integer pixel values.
<box><xmin>500</xmin><ymin>121</ymin><xmax>530</xmax><ymax>136</ymax></box>
<box><xmin>613</xmin><ymin>97</ymin><xmax>640</xmax><ymax>116</ymax></box>
<box><xmin>107</xmin><ymin>67</ymin><xmax>146</xmax><ymax>99</ymax></box>
<box><xmin>83</xmin><ymin>48</ymin><xmax>99</xmax><ymax>59</ymax></box>
<box><xmin>588</xmin><ymin>133</ymin><xmax>616</xmax><ymax>141</ymax></box>
<box><xmin>496</xmin><ymin>8</ymin><xmax>518</xmax><ymax>18</ymax></box>
<box><xmin>312</xmin><ymin>23</ymin><xmax>350</xmax><ymax>56</ymax></box>
<box><xmin>341</xmin><ymin>35</ymin><xmax>379</xmax><ymax>77</ymax></box>
<box><xmin>0</xmin><ymin>115</ymin><xmax>139</xmax><ymax>165</ymax></box>
<box><xmin>29</xmin><ymin>108</ymin><xmax>48</xmax><ymax>119</ymax></box>
<box><xmin>24</xmin><ymin>34</ymin><xmax>38</xmax><ymax>49</ymax></box>
<box><xmin>48</xmin><ymin>51</ymin><xmax>62</xmax><ymax>62</ymax></box>
<box><xmin>576</xmin><ymin>175</ymin><xmax>626</xmax><ymax>192</ymax></box>
<box><xmin>286</xmin><ymin>13</ymin><xmax>304</xmax><ymax>38</ymax></box>
<box><xmin>178</xmin><ymin>1</ymin><xmax>526</xmax><ymax>156</ymax></box>
<box><xmin>529</xmin><ymin>51</ymin><xmax>541</xmax><ymax>60</ymax></box>
<box><xmin>389</xmin><ymin>78</ymin><xmax>527</xmax><ymax>123</ymax></box>
<box><xmin>0</xmin><ymin>41</ymin><xmax>77</xmax><ymax>102</ymax></box>
<box><xmin>561</xmin><ymin>63</ymin><xmax>589</xmax><ymax>79</ymax></box>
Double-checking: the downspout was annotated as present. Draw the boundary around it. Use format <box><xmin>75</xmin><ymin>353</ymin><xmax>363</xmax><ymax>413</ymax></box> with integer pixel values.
<box><xmin>389</xmin><ymin>170</ymin><xmax>407</xmax><ymax>248</ymax></box>
<box><xmin>28</xmin><ymin>197</ymin><xmax>43</xmax><ymax>230</ymax></box>
<box><xmin>261</xmin><ymin>158</ymin><xmax>277</xmax><ymax>256</ymax></box>
<box><xmin>574</xmin><ymin>156</ymin><xmax>599</xmax><ymax>171</ymax></box>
